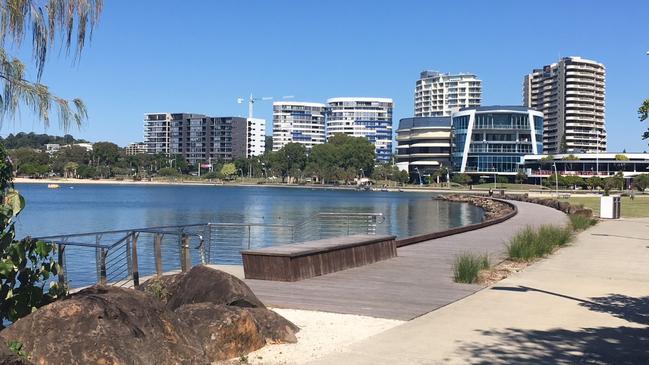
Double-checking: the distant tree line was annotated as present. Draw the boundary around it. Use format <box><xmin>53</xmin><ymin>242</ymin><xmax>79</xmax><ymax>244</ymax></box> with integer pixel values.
<box><xmin>0</xmin><ymin>132</ymin><xmax>87</xmax><ymax>149</ymax></box>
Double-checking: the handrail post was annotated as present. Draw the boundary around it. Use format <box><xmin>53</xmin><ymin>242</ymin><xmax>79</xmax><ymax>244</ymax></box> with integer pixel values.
<box><xmin>131</xmin><ymin>232</ymin><xmax>140</xmax><ymax>287</ymax></box>
<box><xmin>247</xmin><ymin>225</ymin><xmax>251</xmax><ymax>249</ymax></box>
<box><xmin>154</xmin><ymin>233</ymin><xmax>163</xmax><ymax>276</ymax></box>
<box><xmin>57</xmin><ymin>243</ymin><xmax>66</xmax><ymax>288</ymax></box>
<box><xmin>125</xmin><ymin>235</ymin><xmax>132</xmax><ymax>280</ymax></box>
<box><xmin>99</xmin><ymin>248</ymin><xmax>107</xmax><ymax>285</ymax></box>
<box><xmin>180</xmin><ymin>233</ymin><xmax>191</xmax><ymax>272</ymax></box>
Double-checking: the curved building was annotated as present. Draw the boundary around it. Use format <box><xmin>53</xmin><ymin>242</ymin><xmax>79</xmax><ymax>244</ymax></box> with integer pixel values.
<box><xmin>272</xmin><ymin>101</ymin><xmax>326</xmax><ymax>151</ymax></box>
<box><xmin>452</xmin><ymin>106</ymin><xmax>543</xmax><ymax>175</ymax></box>
<box><xmin>326</xmin><ymin>97</ymin><xmax>394</xmax><ymax>163</ymax></box>
<box><xmin>396</xmin><ymin>117</ymin><xmax>452</xmax><ymax>177</ymax></box>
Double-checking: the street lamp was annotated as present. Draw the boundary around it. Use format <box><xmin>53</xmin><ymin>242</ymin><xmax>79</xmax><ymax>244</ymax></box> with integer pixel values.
<box><xmin>552</xmin><ymin>162</ymin><xmax>559</xmax><ymax>197</ymax></box>
<box><xmin>414</xmin><ymin>167</ymin><xmax>423</xmax><ymax>186</ymax></box>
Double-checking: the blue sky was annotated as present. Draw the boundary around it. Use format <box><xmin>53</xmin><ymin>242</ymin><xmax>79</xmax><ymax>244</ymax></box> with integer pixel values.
<box><xmin>2</xmin><ymin>0</ymin><xmax>649</xmax><ymax>152</ymax></box>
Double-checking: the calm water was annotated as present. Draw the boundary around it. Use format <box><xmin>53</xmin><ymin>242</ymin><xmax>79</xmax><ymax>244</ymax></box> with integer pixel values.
<box><xmin>14</xmin><ymin>184</ymin><xmax>484</xmax><ymax>287</ymax></box>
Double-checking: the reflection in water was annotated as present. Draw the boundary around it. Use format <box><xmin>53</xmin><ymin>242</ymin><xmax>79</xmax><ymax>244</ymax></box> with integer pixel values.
<box><xmin>14</xmin><ymin>184</ymin><xmax>484</xmax><ymax>287</ymax></box>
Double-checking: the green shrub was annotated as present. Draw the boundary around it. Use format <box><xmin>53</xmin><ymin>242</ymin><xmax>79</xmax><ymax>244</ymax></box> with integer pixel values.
<box><xmin>453</xmin><ymin>252</ymin><xmax>490</xmax><ymax>284</ymax></box>
<box><xmin>569</xmin><ymin>214</ymin><xmax>598</xmax><ymax>231</ymax></box>
<box><xmin>506</xmin><ymin>225</ymin><xmax>573</xmax><ymax>261</ymax></box>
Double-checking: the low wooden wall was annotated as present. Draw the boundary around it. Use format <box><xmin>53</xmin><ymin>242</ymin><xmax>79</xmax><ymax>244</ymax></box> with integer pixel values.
<box><xmin>242</xmin><ymin>234</ymin><xmax>397</xmax><ymax>282</ymax></box>
<box><xmin>395</xmin><ymin>197</ymin><xmax>518</xmax><ymax>248</ymax></box>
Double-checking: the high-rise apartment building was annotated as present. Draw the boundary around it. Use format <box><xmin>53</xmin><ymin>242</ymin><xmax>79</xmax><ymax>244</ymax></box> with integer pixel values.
<box><xmin>246</xmin><ymin>118</ymin><xmax>266</xmax><ymax>158</ymax></box>
<box><xmin>414</xmin><ymin>71</ymin><xmax>481</xmax><ymax>117</ymax></box>
<box><xmin>523</xmin><ymin>56</ymin><xmax>606</xmax><ymax>154</ymax></box>
<box><xmin>144</xmin><ymin>113</ymin><xmax>172</xmax><ymax>155</ymax></box>
<box><xmin>272</xmin><ymin>101</ymin><xmax>326</xmax><ymax>151</ymax></box>
<box><xmin>326</xmin><ymin>97</ymin><xmax>394</xmax><ymax>163</ymax></box>
<box><xmin>153</xmin><ymin>113</ymin><xmax>264</xmax><ymax>165</ymax></box>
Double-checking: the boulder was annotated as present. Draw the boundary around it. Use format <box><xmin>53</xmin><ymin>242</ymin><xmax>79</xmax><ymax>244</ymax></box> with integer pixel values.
<box><xmin>145</xmin><ymin>265</ymin><xmax>266</xmax><ymax>310</ymax></box>
<box><xmin>245</xmin><ymin>308</ymin><xmax>299</xmax><ymax>344</ymax></box>
<box><xmin>138</xmin><ymin>271</ymin><xmax>184</xmax><ymax>304</ymax></box>
<box><xmin>175</xmin><ymin>303</ymin><xmax>266</xmax><ymax>362</ymax></box>
<box><xmin>0</xmin><ymin>342</ymin><xmax>31</xmax><ymax>365</ymax></box>
<box><xmin>0</xmin><ymin>286</ymin><xmax>207</xmax><ymax>365</ymax></box>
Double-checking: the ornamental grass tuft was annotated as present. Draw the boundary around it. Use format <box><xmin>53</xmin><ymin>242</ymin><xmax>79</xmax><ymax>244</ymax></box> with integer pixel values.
<box><xmin>569</xmin><ymin>214</ymin><xmax>598</xmax><ymax>231</ymax></box>
<box><xmin>453</xmin><ymin>252</ymin><xmax>490</xmax><ymax>284</ymax></box>
<box><xmin>506</xmin><ymin>225</ymin><xmax>573</xmax><ymax>261</ymax></box>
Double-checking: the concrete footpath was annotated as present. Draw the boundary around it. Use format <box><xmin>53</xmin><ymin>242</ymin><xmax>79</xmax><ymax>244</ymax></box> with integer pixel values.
<box><xmin>310</xmin><ymin>218</ymin><xmax>649</xmax><ymax>365</ymax></box>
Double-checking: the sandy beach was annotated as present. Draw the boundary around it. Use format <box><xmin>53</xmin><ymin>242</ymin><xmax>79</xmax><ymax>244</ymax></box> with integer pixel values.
<box><xmin>246</xmin><ymin>308</ymin><xmax>403</xmax><ymax>365</ymax></box>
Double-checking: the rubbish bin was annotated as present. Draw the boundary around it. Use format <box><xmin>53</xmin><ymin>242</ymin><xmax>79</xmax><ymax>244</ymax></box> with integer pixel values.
<box><xmin>600</xmin><ymin>195</ymin><xmax>621</xmax><ymax>219</ymax></box>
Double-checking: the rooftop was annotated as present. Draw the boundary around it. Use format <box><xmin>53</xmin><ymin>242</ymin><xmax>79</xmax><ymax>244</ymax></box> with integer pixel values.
<box><xmin>398</xmin><ymin>117</ymin><xmax>451</xmax><ymax>130</ymax></box>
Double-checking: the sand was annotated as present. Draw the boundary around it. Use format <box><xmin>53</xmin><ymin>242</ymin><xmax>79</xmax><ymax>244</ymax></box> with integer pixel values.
<box><xmin>245</xmin><ymin>308</ymin><xmax>403</xmax><ymax>365</ymax></box>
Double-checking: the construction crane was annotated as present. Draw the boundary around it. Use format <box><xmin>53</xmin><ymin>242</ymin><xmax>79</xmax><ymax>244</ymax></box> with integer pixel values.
<box><xmin>237</xmin><ymin>94</ymin><xmax>294</xmax><ymax>118</ymax></box>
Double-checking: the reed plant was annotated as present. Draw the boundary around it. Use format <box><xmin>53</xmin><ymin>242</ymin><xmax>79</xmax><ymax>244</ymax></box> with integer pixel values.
<box><xmin>569</xmin><ymin>214</ymin><xmax>598</xmax><ymax>231</ymax></box>
<box><xmin>453</xmin><ymin>252</ymin><xmax>490</xmax><ymax>284</ymax></box>
<box><xmin>506</xmin><ymin>225</ymin><xmax>573</xmax><ymax>261</ymax></box>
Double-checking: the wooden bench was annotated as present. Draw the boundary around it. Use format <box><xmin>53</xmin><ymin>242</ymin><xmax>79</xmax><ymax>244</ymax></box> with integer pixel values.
<box><xmin>241</xmin><ymin>234</ymin><xmax>397</xmax><ymax>282</ymax></box>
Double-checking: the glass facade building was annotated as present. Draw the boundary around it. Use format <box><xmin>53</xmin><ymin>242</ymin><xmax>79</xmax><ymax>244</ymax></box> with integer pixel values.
<box><xmin>451</xmin><ymin>106</ymin><xmax>543</xmax><ymax>175</ymax></box>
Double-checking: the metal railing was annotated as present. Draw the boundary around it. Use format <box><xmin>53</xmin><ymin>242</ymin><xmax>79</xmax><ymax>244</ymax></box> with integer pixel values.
<box><xmin>31</xmin><ymin>212</ymin><xmax>384</xmax><ymax>289</ymax></box>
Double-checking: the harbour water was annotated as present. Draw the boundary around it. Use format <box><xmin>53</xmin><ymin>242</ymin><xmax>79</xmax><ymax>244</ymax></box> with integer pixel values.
<box><xmin>14</xmin><ymin>183</ymin><xmax>484</xmax><ymax>286</ymax></box>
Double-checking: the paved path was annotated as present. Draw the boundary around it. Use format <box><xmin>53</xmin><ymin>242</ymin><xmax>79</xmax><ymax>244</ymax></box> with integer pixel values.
<box><xmin>310</xmin><ymin>217</ymin><xmax>649</xmax><ymax>364</ymax></box>
<box><xmin>245</xmin><ymin>200</ymin><xmax>567</xmax><ymax>320</ymax></box>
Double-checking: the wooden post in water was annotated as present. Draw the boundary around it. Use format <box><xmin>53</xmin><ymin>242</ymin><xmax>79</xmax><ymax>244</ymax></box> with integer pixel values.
<box><xmin>180</xmin><ymin>234</ymin><xmax>191</xmax><ymax>272</ymax></box>
<box><xmin>131</xmin><ymin>232</ymin><xmax>140</xmax><ymax>287</ymax></box>
<box><xmin>154</xmin><ymin>233</ymin><xmax>163</xmax><ymax>276</ymax></box>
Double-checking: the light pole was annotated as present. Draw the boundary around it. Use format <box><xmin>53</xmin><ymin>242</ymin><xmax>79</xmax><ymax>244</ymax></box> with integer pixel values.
<box><xmin>414</xmin><ymin>167</ymin><xmax>422</xmax><ymax>186</ymax></box>
<box><xmin>552</xmin><ymin>162</ymin><xmax>559</xmax><ymax>197</ymax></box>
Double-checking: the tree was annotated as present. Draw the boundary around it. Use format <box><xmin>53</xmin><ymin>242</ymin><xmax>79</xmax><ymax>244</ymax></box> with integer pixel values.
<box><xmin>93</xmin><ymin>142</ymin><xmax>120</xmax><ymax>165</ymax></box>
<box><xmin>271</xmin><ymin>143</ymin><xmax>307</xmax><ymax>183</ymax></box>
<box><xmin>306</xmin><ymin>144</ymin><xmax>336</xmax><ymax>183</ymax></box>
<box><xmin>64</xmin><ymin>161</ymin><xmax>79</xmax><ymax>178</ymax></box>
<box><xmin>0</xmin><ymin>0</ymin><xmax>102</xmax><ymax>326</ymax></box>
<box><xmin>639</xmin><ymin>98</ymin><xmax>649</xmax><ymax>142</ymax></box>
<box><xmin>157</xmin><ymin>167</ymin><xmax>180</xmax><ymax>178</ymax></box>
<box><xmin>329</xmin><ymin>134</ymin><xmax>375</xmax><ymax>178</ymax></box>
<box><xmin>515</xmin><ymin>170</ymin><xmax>527</xmax><ymax>184</ymax></box>
<box><xmin>632</xmin><ymin>174</ymin><xmax>649</xmax><ymax>191</ymax></box>
<box><xmin>220</xmin><ymin>163</ymin><xmax>237</xmax><ymax>179</ymax></box>
<box><xmin>586</xmin><ymin>176</ymin><xmax>604</xmax><ymax>190</ymax></box>
<box><xmin>451</xmin><ymin>173</ymin><xmax>472</xmax><ymax>186</ymax></box>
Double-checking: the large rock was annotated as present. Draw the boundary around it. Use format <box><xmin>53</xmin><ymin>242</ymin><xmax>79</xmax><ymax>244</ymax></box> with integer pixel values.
<box><xmin>245</xmin><ymin>308</ymin><xmax>299</xmax><ymax>344</ymax></box>
<box><xmin>143</xmin><ymin>265</ymin><xmax>266</xmax><ymax>310</ymax></box>
<box><xmin>138</xmin><ymin>271</ymin><xmax>185</xmax><ymax>304</ymax></box>
<box><xmin>0</xmin><ymin>342</ymin><xmax>31</xmax><ymax>365</ymax></box>
<box><xmin>175</xmin><ymin>303</ymin><xmax>266</xmax><ymax>362</ymax></box>
<box><xmin>0</xmin><ymin>286</ymin><xmax>207</xmax><ymax>365</ymax></box>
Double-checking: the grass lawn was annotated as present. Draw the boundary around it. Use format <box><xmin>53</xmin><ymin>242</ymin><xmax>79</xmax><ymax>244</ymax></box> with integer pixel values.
<box><xmin>564</xmin><ymin>195</ymin><xmax>649</xmax><ymax>218</ymax></box>
<box><xmin>469</xmin><ymin>183</ymin><xmax>548</xmax><ymax>191</ymax></box>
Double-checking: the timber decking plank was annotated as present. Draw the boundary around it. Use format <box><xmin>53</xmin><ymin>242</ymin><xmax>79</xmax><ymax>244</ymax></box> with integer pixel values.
<box><xmin>244</xmin><ymin>200</ymin><xmax>567</xmax><ymax>320</ymax></box>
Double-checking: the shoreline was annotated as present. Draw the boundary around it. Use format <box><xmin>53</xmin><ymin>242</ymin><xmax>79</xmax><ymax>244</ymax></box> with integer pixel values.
<box><xmin>13</xmin><ymin>177</ymin><xmax>453</xmax><ymax>193</ymax></box>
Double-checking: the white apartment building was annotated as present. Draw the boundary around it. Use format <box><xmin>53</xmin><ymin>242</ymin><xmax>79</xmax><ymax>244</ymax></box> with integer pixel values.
<box><xmin>246</xmin><ymin>118</ymin><xmax>266</xmax><ymax>157</ymax></box>
<box><xmin>125</xmin><ymin>142</ymin><xmax>147</xmax><ymax>156</ymax></box>
<box><xmin>414</xmin><ymin>71</ymin><xmax>482</xmax><ymax>117</ymax></box>
<box><xmin>144</xmin><ymin>113</ymin><xmax>172</xmax><ymax>155</ymax></box>
<box><xmin>326</xmin><ymin>97</ymin><xmax>394</xmax><ymax>163</ymax></box>
<box><xmin>523</xmin><ymin>56</ymin><xmax>606</xmax><ymax>154</ymax></box>
<box><xmin>272</xmin><ymin>101</ymin><xmax>326</xmax><ymax>151</ymax></box>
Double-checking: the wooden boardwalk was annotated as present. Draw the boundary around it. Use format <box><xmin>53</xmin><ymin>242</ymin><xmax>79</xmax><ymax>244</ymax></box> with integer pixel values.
<box><xmin>245</xmin><ymin>200</ymin><xmax>568</xmax><ymax>320</ymax></box>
